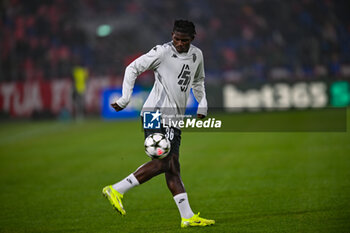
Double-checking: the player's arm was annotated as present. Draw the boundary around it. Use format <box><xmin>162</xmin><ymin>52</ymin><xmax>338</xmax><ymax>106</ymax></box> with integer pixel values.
<box><xmin>192</xmin><ymin>51</ymin><xmax>208</xmax><ymax>119</ymax></box>
<box><xmin>112</xmin><ymin>46</ymin><xmax>163</xmax><ymax>111</ymax></box>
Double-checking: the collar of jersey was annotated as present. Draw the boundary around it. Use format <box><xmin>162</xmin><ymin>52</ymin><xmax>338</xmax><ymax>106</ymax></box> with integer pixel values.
<box><xmin>170</xmin><ymin>42</ymin><xmax>193</xmax><ymax>59</ymax></box>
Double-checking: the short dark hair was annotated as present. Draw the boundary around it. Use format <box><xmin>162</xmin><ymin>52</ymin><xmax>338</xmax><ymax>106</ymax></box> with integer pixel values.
<box><xmin>173</xmin><ymin>19</ymin><xmax>196</xmax><ymax>37</ymax></box>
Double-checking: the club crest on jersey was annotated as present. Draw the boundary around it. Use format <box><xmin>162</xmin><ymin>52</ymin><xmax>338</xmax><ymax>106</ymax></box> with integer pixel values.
<box><xmin>177</xmin><ymin>64</ymin><xmax>191</xmax><ymax>92</ymax></box>
<box><xmin>192</xmin><ymin>53</ymin><xmax>197</xmax><ymax>62</ymax></box>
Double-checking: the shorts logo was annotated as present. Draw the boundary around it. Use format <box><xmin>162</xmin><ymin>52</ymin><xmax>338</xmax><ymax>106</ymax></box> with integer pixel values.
<box><xmin>143</xmin><ymin>110</ymin><xmax>161</xmax><ymax>129</ymax></box>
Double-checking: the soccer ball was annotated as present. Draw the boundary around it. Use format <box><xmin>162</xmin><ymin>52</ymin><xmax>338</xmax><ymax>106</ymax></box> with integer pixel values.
<box><xmin>144</xmin><ymin>133</ymin><xmax>171</xmax><ymax>159</ymax></box>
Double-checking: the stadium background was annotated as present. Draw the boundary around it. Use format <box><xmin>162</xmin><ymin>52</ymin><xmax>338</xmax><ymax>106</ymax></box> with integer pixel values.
<box><xmin>0</xmin><ymin>0</ymin><xmax>349</xmax><ymax>232</ymax></box>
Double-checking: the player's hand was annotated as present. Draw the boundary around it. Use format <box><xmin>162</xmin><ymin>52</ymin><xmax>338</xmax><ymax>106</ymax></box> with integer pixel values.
<box><xmin>197</xmin><ymin>114</ymin><xmax>206</xmax><ymax>119</ymax></box>
<box><xmin>111</xmin><ymin>102</ymin><xmax>124</xmax><ymax>112</ymax></box>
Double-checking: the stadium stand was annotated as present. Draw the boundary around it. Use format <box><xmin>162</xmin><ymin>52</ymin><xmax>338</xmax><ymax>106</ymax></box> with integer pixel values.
<box><xmin>1</xmin><ymin>0</ymin><xmax>349</xmax><ymax>82</ymax></box>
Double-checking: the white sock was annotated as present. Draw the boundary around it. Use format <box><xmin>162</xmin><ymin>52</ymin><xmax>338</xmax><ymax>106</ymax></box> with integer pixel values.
<box><xmin>112</xmin><ymin>173</ymin><xmax>139</xmax><ymax>194</ymax></box>
<box><xmin>173</xmin><ymin>193</ymin><xmax>194</xmax><ymax>219</ymax></box>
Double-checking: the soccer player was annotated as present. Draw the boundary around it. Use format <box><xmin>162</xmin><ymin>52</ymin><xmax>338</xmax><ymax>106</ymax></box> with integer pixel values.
<box><xmin>102</xmin><ymin>19</ymin><xmax>215</xmax><ymax>228</ymax></box>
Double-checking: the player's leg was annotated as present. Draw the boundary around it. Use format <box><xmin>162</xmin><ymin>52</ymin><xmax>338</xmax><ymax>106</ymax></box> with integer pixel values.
<box><xmin>103</xmin><ymin>124</ymin><xmax>169</xmax><ymax>215</ymax></box>
<box><xmin>102</xmin><ymin>170</ymin><xmax>141</xmax><ymax>216</ymax></box>
<box><xmin>167</xmin><ymin>155</ymin><xmax>215</xmax><ymax>227</ymax></box>
<box><xmin>162</xmin><ymin>129</ymin><xmax>194</xmax><ymax>220</ymax></box>
<box><xmin>103</xmin><ymin>157</ymin><xmax>171</xmax><ymax>215</ymax></box>
<box><xmin>133</xmin><ymin>157</ymin><xmax>170</xmax><ymax>183</ymax></box>
<box><xmin>103</xmin><ymin>158</ymin><xmax>169</xmax><ymax>216</ymax></box>
<box><xmin>110</xmin><ymin>150</ymin><xmax>180</xmax><ymax>196</ymax></box>
<box><xmin>165</xmin><ymin>153</ymin><xmax>185</xmax><ymax>196</ymax></box>
<box><xmin>163</xmin><ymin>128</ymin><xmax>192</xmax><ymax>216</ymax></box>
<box><xmin>165</xmin><ymin>128</ymin><xmax>215</xmax><ymax>227</ymax></box>
<box><xmin>165</xmin><ymin>152</ymin><xmax>194</xmax><ymax>219</ymax></box>
<box><xmin>104</xmin><ymin>127</ymin><xmax>184</xmax><ymax>216</ymax></box>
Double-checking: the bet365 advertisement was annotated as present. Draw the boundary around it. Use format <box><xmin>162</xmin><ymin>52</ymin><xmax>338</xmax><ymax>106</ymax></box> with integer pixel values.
<box><xmin>0</xmin><ymin>79</ymin><xmax>348</xmax><ymax>118</ymax></box>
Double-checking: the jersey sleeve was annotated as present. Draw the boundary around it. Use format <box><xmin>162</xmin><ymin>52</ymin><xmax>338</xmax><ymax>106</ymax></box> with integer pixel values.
<box><xmin>192</xmin><ymin>51</ymin><xmax>208</xmax><ymax>116</ymax></box>
<box><xmin>116</xmin><ymin>46</ymin><xmax>164</xmax><ymax>108</ymax></box>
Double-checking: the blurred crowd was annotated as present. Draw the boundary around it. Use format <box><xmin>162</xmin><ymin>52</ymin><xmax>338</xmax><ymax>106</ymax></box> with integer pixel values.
<box><xmin>1</xmin><ymin>0</ymin><xmax>350</xmax><ymax>83</ymax></box>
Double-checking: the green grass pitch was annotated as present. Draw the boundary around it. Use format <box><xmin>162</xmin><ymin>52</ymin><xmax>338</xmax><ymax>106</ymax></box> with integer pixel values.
<box><xmin>0</xmin><ymin>110</ymin><xmax>349</xmax><ymax>233</ymax></box>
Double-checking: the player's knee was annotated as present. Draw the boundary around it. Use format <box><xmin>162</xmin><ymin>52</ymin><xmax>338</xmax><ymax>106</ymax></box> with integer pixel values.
<box><xmin>155</xmin><ymin>154</ymin><xmax>172</xmax><ymax>173</ymax></box>
<box><xmin>168</xmin><ymin>154</ymin><xmax>180</xmax><ymax>174</ymax></box>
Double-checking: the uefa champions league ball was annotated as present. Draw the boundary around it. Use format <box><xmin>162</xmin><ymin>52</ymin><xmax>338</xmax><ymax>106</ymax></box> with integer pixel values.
<box><xmin>144</xmin><ymin>133</ymin><xmax>171</xmax><ymax>159</ymax></box>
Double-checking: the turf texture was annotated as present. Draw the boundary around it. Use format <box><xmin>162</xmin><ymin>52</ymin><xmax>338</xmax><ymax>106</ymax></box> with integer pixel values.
<box><xmin>0</xmin><ymin>109</ymin><xmax>349</xmax><ymax>232</ymax></box>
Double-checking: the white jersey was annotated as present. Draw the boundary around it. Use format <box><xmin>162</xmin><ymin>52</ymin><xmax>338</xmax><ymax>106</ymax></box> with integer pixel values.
<box><xmin>116</xmin><ymin>42</ymin><xmax>207</xmax><ymax>120</ymax></box>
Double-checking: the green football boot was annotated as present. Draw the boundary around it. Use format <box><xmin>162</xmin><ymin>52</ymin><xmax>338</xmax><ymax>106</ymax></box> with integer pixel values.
<box><xmin>102</xmin><ymin>185</ymin><xmax>126</xmax><ymax>216</ymax></box>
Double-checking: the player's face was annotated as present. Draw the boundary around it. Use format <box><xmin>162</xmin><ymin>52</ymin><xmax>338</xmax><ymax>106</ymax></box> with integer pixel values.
<box><xmin>172</xmin><ymin>31</ymin><xmax>193</xmax><ymax>53</ymax></box>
